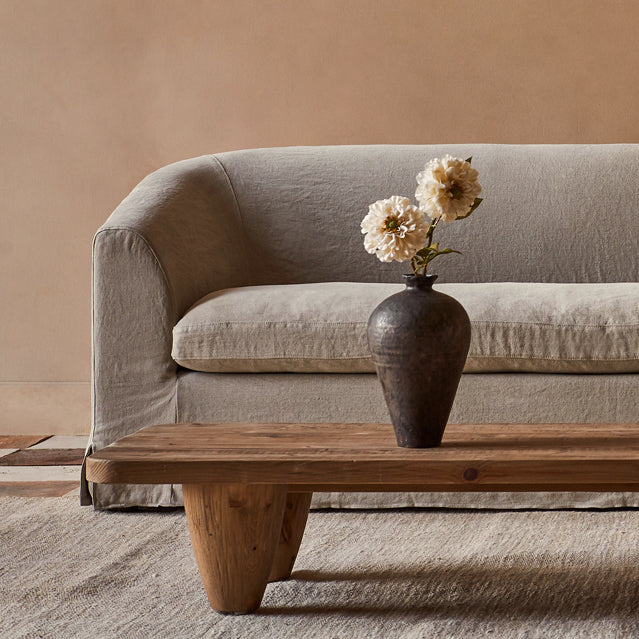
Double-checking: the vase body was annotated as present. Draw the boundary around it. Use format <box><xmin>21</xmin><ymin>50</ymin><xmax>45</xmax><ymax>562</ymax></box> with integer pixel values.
<box><xmin>367</xmin><ymin>274</ymin><xmax>471</xmax><ymax>448</ymax></box>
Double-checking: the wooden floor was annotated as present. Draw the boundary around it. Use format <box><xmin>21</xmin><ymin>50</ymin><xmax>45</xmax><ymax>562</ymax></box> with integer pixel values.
<box><xmin>0</xmin><ymin>435</ymin><xmax>87</xmax><ymax>497</ymax></box>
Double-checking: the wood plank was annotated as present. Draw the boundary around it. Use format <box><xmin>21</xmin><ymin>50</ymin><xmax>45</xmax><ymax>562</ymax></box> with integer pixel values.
<box><xmin>29</xmin><ymin>436</ymin><xmax>88</xmax><ymax>449</ymax></box>
<box><xmin>0</xmin><ymin>435</ymin><xmax>51</xmax><ymax>449</ymax></box>
<box><xmin>86</xmin><ymin>458</ymin><xmax>639</xmax><ymax>488</ymax></box>
<box><xmin>85</xmin><ymin>421</ymin><xmax>633</xmax><ymax>449</ymax></box>
<box><xmin>0</xmin><ymin>449</ymin><xmax>85</xmax><ymax>466</ymax></box>
<box><xmin>0</xmin><ymin>481</ymin><xmax>79</xmax><ymax>497</ymax></box>
<box><xmin>85</xmin><ymin>422</ymin><xmax>639</xmax><ymax>490</ymax></box>
<box><xmin>89</xmin><ymin>424</ymin><xmax>639</xmax><ymax>461</ymax></box>
<box><xmin>86</xmin><ymin>443</ymin><xmax>639</xmax><ymax>460</ymax></box>
<box><xmin>0</xmin><ymin>465</ymin><xmax>80</xmax><ymax>482</ymax></box>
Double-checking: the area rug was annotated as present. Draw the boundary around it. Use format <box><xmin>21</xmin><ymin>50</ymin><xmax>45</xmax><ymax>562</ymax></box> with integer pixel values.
<box><xmin>3</xmin><ymin>496</ymin><xmax>639</xmax><ymax>638</ymax></box>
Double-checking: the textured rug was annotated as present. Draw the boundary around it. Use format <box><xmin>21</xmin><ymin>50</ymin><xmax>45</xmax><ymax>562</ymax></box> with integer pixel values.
<box><xmin>3</xmin><ymin>496</ymin><xmax>639</xmax><ymax>638</ymax></box>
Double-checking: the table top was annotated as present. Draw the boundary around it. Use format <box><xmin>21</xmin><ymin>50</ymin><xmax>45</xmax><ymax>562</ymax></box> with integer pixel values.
<box><xmin>85</xmin><ymin>422</ymin><xmax>639</xmax><ymax>492</ymax></box>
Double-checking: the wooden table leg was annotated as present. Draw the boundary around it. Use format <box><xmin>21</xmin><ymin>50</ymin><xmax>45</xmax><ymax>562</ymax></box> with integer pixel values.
<box><xmin>182</xmin><ymin>483</ymin><xmax>287</xmax><ymax>614</ymax></box>
<box><xmin>268</xmin><ymin>491</ymin><xmax>313</xmax><ymax>582</ymax></box>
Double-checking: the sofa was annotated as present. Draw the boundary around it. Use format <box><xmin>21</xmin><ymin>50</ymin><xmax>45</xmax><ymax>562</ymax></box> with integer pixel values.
<box><xmin>82</xmin><ymin>144</ymin><xmax>639</xmax><ymax>510</ymax></box>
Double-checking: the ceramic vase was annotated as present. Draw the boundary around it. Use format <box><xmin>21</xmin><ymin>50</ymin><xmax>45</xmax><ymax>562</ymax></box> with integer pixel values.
<box><xmin>367</xmin><ymin>274</ymin><xmax>471</xmax><ymax>448</ymax></box>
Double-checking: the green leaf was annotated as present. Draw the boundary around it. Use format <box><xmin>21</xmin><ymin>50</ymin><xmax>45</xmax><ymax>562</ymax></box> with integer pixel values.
<box><xmin>415</xmin><ymin>247</ymin><xmax>435</xmax><ymax>259</ymax></box>
<box><xmin>456</xmin><ymin>197</ymin><xmax>483</xmax><ymax>220</ymax></box>
<box><xmin>436</xmin><ymin>248</ymin><xmax>462</xmax><ymax>255</ymax></box>
<box><xmin>465</xmin><ymin>156</ymin><xmax>472</xmax><ymax>164</ymax></box>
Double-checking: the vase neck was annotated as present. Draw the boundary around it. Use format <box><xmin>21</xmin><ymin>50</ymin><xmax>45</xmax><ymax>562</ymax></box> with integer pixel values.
<box><xmin>403</xmin><ymin>274</ymin><xmax>438</xmax><ymax>291</ymax></box>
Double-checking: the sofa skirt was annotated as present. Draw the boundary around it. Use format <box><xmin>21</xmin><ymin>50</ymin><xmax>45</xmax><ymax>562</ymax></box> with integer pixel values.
<box><xmin>87</xmin><ymin>371</ymin><xmax>639</xmax><ymax>509</ymax></box>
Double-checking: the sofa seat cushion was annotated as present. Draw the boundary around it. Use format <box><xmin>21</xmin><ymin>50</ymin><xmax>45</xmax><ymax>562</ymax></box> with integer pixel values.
<box><xmin>171</xmin><ymin>282</ymin><xmax>639</xmax><ymax>374</ymax></box>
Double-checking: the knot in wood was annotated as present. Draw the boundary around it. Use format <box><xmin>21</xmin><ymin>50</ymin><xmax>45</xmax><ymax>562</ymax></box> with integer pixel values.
<box><xmin>463</xmin><ymin>467</ymin><xmax>478</xmax><ymax>481</ymax></box>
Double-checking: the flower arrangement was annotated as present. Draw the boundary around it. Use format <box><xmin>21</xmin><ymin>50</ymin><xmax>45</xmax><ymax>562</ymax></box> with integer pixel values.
<box><xmin>361</xmin><ymin>155</ymin><xmax>483</xmax><ymax>275</ymax></box>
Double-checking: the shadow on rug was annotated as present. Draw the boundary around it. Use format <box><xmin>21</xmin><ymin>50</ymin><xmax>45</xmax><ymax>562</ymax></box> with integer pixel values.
<box><xmin>3</xmin><ymin>495</ymin><xmax>639</xmax><ymax>638</ymax></box>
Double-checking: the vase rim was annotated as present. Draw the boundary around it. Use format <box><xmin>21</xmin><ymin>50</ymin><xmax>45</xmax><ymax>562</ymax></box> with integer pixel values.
<box><xmin>403</xmin><ymin>273</ymin><xmax>438</xmax><ymax>283</ymax></box>
<box><xmin>403</xmin><ymin>273</ymin><xmax>438</xmax><ymax>279</ymax></box>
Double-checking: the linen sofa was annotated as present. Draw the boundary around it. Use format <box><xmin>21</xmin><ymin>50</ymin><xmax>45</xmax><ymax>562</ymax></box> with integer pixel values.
<box><xmin>82</xmin><ymin>144</ymin><xmax>639</xmax><ymax>509</ymax></box>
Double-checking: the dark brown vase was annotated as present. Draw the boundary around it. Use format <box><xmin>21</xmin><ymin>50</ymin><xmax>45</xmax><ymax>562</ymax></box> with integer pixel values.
<box><xmin>367</xmin><ymin>274</ymin><xmax>471</xmax><ymax>448</ymax></box>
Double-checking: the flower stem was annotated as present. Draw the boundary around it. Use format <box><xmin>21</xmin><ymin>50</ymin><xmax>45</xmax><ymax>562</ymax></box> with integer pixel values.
<box><xmin>421</xmin><ymin>217</ymin><xmax>441</xmax><ymax>275</ymax></box>
<box><xmin>426</xmin><ymin>216</ymin><xmax>440</xmax><ymax>247</ymax></box>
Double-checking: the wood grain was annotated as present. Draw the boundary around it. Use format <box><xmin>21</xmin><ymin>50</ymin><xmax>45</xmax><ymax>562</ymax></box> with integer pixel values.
<box><xmin>0</xmin><ymin>481</ymin><xmax>79</xmax><ymax>497</ymax></box>
<box><xmin>0</xmin><ymin>449</ymin><xmax>85</xmax><ymax>466</ymax></box>
<box><xmin>182</xmin><ymin>483</ymin><xmax>287</xmax><ymax>614</ymax></box>
<box><xmin>0</xmin><ymin>435</ymin><xmax>50</xmax><ymax>449</ymax></box>
<box><xmin>86</xmin><ymin>423</ymin><xmax>639</xmax><ymax>490</ymax></box>
<box><xmin>268</xmin><ymin>492</ymin><xmax>313</xmax><ymax>582</ymax></box>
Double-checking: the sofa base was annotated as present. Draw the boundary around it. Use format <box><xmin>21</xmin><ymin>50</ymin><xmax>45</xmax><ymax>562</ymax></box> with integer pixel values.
<box><xmin>86</xmin><ymin>371</ymin><xmax>639</xmax><ymax>509</ymax></box>
<box><xmin>88</xmin><ymin>483</ymin><xmax>639</xmax><ymax>511</ymax></box>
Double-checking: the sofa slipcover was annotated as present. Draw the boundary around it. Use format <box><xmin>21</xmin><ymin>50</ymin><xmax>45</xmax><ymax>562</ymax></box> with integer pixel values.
<box><xmin>85</xmin><ymin>144</ymin><xmax>639</xmax><ymax>509</ymax></box>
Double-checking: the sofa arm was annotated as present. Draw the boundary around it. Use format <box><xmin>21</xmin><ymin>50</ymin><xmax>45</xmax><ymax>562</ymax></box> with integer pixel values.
<box><xmin>84</xmin><ymin>156</ymin><xmax>248</xmax><ymax>507</ymax></box>
<box><xmin>98</xmin><ymin>155</ymin><xmax>249</xmax><ymax>319</ymax></box>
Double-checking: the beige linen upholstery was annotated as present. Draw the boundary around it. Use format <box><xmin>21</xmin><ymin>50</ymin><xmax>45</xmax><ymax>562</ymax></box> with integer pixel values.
<box><xmin>99</xmin><ymin>371</ymin><xmax>639</xmax><ymax>509</ymax></box>
<box><xmin>173</xmin><ymin>282</ymin><xmax>639</xmax><ymax>374</ymax></box>
<box><xmin>172</xmin><ymin>282</ymin><xmax>394</xmax><ymax>373</ymax></box>
<box><xmin>86</xmin><ymin>145</ymin><xmax>639</xmax><ymax>509</ymax></box>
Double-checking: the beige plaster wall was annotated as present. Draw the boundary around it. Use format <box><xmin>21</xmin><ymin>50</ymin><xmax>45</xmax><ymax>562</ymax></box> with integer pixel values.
<box><xmin>2</xmin><ymin>0</ymin><xmax>639</xmax><ymax>433</ymax></box>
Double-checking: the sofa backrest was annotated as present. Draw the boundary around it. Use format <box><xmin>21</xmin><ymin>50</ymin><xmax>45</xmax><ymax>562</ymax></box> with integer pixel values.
<box><xmin>215</xmin><ymin>144</ymin><xmax>639</xmax><ymax>284</ymax></box>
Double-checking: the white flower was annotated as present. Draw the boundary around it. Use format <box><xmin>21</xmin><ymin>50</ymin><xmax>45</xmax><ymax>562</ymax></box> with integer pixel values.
<box><xmin>415</xmin><ymin>155</ymin><xmax>482</xmax><ymax>222</ymax></box>
<box><xmin>361</xmin><ymin>196</ymin><xmax>429</xmax><ymax>263</ymax></box>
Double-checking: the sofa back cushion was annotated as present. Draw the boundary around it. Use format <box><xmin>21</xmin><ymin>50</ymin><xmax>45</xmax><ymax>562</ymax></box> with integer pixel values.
<box><xmin>172</xmin><ymin>282</ymin><xmax>639</xmax><ymax>374</ymax></box>
<box><xmin>214</xmin><ymin>144</ymin><xmax>639</xmax><ymax>285</ymax></box>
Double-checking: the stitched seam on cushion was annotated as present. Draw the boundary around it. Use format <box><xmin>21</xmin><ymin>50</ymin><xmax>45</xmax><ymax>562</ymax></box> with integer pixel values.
<box><xmin>208</xmin><ymin>154</ymin><xmax>251</xmax><ymax>286</ymax></box>
<box><xmin>175</xmin><ymin>356</ymin><xmax>373</xmax><ymax>361</ymax></box>
<box><xmin>466</xmin><ymin>355</ymin><xmax>639</xmax><ymax>361</ymax></box>
<box><xmin>175</xmin><ymin>354</ymin><xmax>639</xmax><ymax>362</ymax></box>
<box><xmin>470</xmin><ymin>321</ymin><xmax>639</xmax><ymax>327</ymax></box>
<box><xmin>174</xmin><ymin>320</ymin><xmax>639</xmax><ymax>329</ymax></box>
<box><xmin>175</xmin><ymin>322</ymin><xmax>373</xmax><ymax>330</ymax></box>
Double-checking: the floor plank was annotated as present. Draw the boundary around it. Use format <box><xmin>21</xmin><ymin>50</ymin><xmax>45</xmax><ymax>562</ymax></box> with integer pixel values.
<box><xmin>0</xmin><ymin>435</ymin><xmax>50</xmax><ymax>449</ymax></box>
<box><xmin>0</xmin><ymin>449</ymin><xmax>85</xmax><ymax>466</ymax></box>
<box><xmin>0</xmin><ymin>481</ymin><xmax>79</xmax><ymax>497</ymax></box>
<box><xmin>0</xmin><ymin>465</ymin><xmax>81</xmax><ymax>481</ymax></box>
<box><xmin>30</xmin><ymin>436</ymin><xmax>88</xmax><ymax>450</ymax></box>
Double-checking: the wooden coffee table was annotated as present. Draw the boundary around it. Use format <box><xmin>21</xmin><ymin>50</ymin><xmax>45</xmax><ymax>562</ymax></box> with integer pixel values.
<box><xmin>86</xmin><ymin>422</ymin><xmax>639</xmax><ymax>614</ymax></box>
